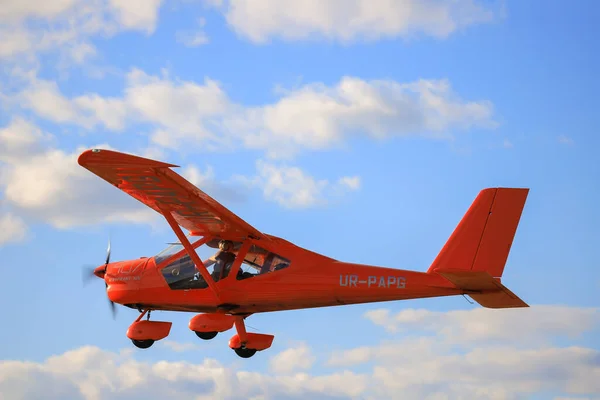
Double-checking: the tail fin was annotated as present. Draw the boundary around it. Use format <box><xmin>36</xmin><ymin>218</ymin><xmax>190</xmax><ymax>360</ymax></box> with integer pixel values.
<box><xmin>428</xmin><ymin>188</ymin><xmax>529</xmax><ymax>308</ymax></box>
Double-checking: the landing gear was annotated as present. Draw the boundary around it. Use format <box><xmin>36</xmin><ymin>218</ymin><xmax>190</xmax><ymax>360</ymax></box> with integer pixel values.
<box><xmin>234</xmin><ymin>346</ymin><xmax>257</xmax><ymax>358</ymax></box>
<box><xmin>126</xmin><ymin>309</ymin><xmax>172</xmax><ymax>350</ymax></box>
<box><xmin>228</xmin><ymin>316</ymin><xmax>274</xmax><ymax>359</ymax></box>
<box><xmin>189</xmin><ymin>313</ymin><xmax>234</xmax><ymax>340</ymax></box>
<box><xmin>195</xmin><ymin>331</ymin><xmax>218</xmax><ymax>340</ymax></box>
<box><xmin>132</xmin><ymin>339</ymin><xmax>154</xmax><ymax>349</ymax></box>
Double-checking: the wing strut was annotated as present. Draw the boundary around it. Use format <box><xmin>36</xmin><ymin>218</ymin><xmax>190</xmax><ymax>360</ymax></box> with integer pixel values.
<box><xmin>161</xmin><ymin>208</ymin><xmax>220</xmax><ymax>300</ymax></box>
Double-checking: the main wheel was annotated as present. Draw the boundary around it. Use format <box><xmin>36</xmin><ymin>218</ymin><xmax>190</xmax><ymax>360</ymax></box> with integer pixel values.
<box><xmin>234</xmin><ymin>347</ymin><xmax>257</xmax><ymax>358</ymax></box>
<box><xmin>132</xmin><ymin>339</ymin><xmax>154</xmax><ymax>349</ymax></box>
<box><xmin>195</xmin><ymin>331</ymin><xmax>218</xmax><ymax>340</ymax></box>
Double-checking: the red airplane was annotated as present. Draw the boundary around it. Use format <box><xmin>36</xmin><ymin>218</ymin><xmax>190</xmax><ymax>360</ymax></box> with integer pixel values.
<box><xmin>79</xmin><ymin>149</ymin><xmax>529</xmax><ymax>358</ymax></box>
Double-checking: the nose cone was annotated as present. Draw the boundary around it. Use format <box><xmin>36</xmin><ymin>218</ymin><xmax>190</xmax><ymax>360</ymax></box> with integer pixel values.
<box><xmin>93</xmin><ymin>265</ymin><xmax>106</xmax><ymax>279</ymax></box>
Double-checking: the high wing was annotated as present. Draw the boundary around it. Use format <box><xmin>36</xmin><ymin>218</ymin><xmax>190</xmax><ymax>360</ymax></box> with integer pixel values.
<box><xmin>78</xmin><ymin>149</ymin><xmax>265</xmax><ymax>241</ymax></box>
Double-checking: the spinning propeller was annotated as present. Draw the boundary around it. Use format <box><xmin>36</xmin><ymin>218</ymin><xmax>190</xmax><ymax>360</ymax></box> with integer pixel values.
<box><xmin>82</xmin><ymin>239</ymin><xmax>116</xmax><ymax>318</ymax></box>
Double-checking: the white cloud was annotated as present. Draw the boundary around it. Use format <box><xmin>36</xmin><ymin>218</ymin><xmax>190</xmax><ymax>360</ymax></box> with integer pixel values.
<box><xmin>269</xmin><ymin>343</ymin><xmax>316</xmax><ymax>374</ymax></box>
<box><xmin>0</xmin><ymin>119</ymin><xmax>245</xmax><ymax>229</ymax></box>
<box><xmin>181</xmin><ymin>164</ymin><xmax>216</xmax><ymax>187</ymax></box>
<box><xmin>228</xmin><ymin>77</ymin><xmax>495</xmax><ymax>158</ymax></box>
<box><xmin>0</xmin><ymin>119</ymin><xmax>154</xmax><ymax>228</ymax></box>
<box><xmin>0</xmin><ymin>345</ymin><xmax>367</xmax><ymax>400</ymax></box>
<box><xmin>0</xmin><ymin>0</ymin><xmax>164</xmax><ymax>66</ymax></box>
<box><xmin>337</xmin><ymin>176</ymin><xmax>361</xmax><ymax>191</ymax></box>
<box><xmin>362</xmin><ymin>305</ymin><xmax>600</xmax><ymax>344</ymax></box>
<box><xmin>8</xmin><ymin>70</ymin><xmax>493</xmax><ymax>214</ymax></box>
<box><xmin>176</xmin><ymin>30</ymin><xmax>210</xmax><ymax>47</ymax></box>
<box><xmin>235</xmin><ymin>161</ymin><xmax>326</xmax><ymax>208</ymax></box>
<box><xmin>108</xmin><ymin>0</ymin><xmax>164</xmax><ymax>34</ymax></box>
<box><xmin>555</xmin><ymin>398</ymin><xmax>600</xmax><ymax>400</ymax></box>
<box><xmin>201</xmin><ymin>0</ymin><xmax>224</xmax><ymax>7</ymax></box>
<box><xmin>1</xmin><ymin>305</ymin><xmax>599</xmax><ymax>399</ymax></box>
<box><xmin>176</xmin><ymin>17</ymin><xmax>210</xmax><ymax>47</ymax></box>
<box><xmin>0</xmin><ymin>144</ymin><xmax>157</xmax><ymax>229</ymax></box>
<box><xmin>72</xmin><ymin>94</ymin><xmax>129</xmax><ymax>131</ymax></box>
<box><xmin>0</xmin><ymin>212</ymin><xmax>28</xmax><ymax>245</ymax></box>
<box><xmin>365</xmin><ymin>344</ymin><xmax>600</xmax><ymax>399</ymax></box>
<box><xmin>124</xmin><ymin>69</ymin><xmax>232</xmax><ymax>150</ymax></box>
<box><xmin>213</xmin><ymin>0</ymin><xmax>496</xmax><ymax>44</ymax></box>
<box><xmin>252</xmin><ymin>161</ymin><xmax>329</xmax><ymax>208</ymax></box>
<box><xmin>328</xmin><ymin>305</ymin><xmax>600</xmax><ymax>399</ymax></box>
<box><xmin>0</xmin><ymin>117</ymin><xmax>53</xmax><ymax>163</ymax></box>
<box><xmin>0</xmin><ymin>0</ymin><xmax>78</xmax><ymax>22</ymax></box>
<box><xmin>18</xmin><ymin>78</ymin><xmax>129</xmax><ymax>130</ymax></box>
<box><xmin>16</xmin><ymin>70</ymin><xmax>495</xmax><ymax>159</ymax></box>
<box><xmin>0</xmin><ymin>27</ymin><xmax>35</xmax><ymax>59</ymax></box>
<box><xmin>234</xmin><ymin>161</ymin><xmax>360</xmax><ymax>208</ymax></box>
<box><xmin>161</xmin><ymin>340</ymin><xmax>201</xmax><ymax>352</ymax></box>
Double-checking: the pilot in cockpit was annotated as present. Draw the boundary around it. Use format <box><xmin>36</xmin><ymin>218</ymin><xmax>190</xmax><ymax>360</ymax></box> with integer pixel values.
<box><xmin>202</xmin><ymin>239</ymin><xmax>236</xmax><ymax>282</ymax></box>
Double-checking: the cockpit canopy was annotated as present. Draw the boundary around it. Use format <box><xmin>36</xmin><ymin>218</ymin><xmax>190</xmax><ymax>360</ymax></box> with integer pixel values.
<box><xmin>154</xmin><ymin>239</ymin><xmax>291</xmax><ymax>290</ymax></box>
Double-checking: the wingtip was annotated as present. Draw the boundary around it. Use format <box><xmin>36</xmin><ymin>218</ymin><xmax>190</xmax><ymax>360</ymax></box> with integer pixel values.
<box><xmin>77</xmin><ymin>149</ymin><xmax>179</xmax><ymax>168</ymax></box>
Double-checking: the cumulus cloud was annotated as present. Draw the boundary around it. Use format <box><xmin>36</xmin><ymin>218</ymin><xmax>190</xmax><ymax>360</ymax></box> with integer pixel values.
<box><xmin>0</xmin><ymin>117</ymin><xmax>53</xmax><ymax>163</ymax></box>
<box><xmin>269</xmin><ymin>343</ymin><xmax>316</xmax><ymax>374</ymax></box>
<box><xmin>362</xmin><ymin>305</ymin><xmax>600</xmax><ymax>343</ymax></box>
<box><xmin>1</xmin><ymin>305</ymin><xmax>599</xmax><ymax>399</ymax></box>
<box><xmin>15</xmin><ymin>70</ymin><xmax>495</xmax><ymax>159</ymax></box>
<box><xmin>18</xmin><ymin>77</ymin><xmax>129</xmax><ymax>130</ymax></box>
<box><xmin>209</xmin><ymin>0</ymin><xmax>496</xmax><ymax>44</ymax></box>
<box><xmin>108</xmin><ymin>0</ymin><xmax>164</xmax><ymax>34</ymax></box>
<box><xmin>0</xmin><ymin>119</ymin><xmax>228</xmax><ymax>229</ymax></box>
<box><xmin>327</xmin><ymin>305</ymin><xmax>600</xmax><ymax>399</ymax></box>
<box><xmin>227</xmin><ymin>77</ymin><xmax>496</xmax><ymax>158</ymax></box>
<box><xmin>0</xmin><ymin>0</ymin><xmax>164</xmax><ymax>65</ymax></box>
<box><xmin>0</xmin><ymin>0</ymin><xmax>78</xmax><ymax>23</ymax></box>
<box><xmin>0</xmin><ymin>346</ymin><xmax>367</xmax><ymax>400</ymax></box>
<box><xmin>235</xmin><ymin>160</ymin><xmax>359</xmax><ymax>208</ymax></box>
<box><xmin>0</xmin><ymin>212</ymin><xmax>28</xmax><ymax>245</ymax></box>
<box><xmin>337</xmin><ymin>176</ymin><xmax>361</xmax><ymax>191</ymax></box>
<box><xmin>0</xmin><ymin>143</ymin><xmax>157</xmax><ymax>228</ymax></box>
<box><xmin>161</xmin><ymin>340</ymin><xmax>202</xmax><ymax>352</ymax></box>
<box><xmin>181</xmin><ymin>164</ymin><xmax>246</xmax><ymax>204</ymax></box>
<box><xmin>176</xmin><ymin>17</ymin><xmax>210</xmax><ymax>47</ymax></box>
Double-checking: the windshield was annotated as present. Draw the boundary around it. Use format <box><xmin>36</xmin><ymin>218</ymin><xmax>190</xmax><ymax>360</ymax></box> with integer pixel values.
<box><xmin>154</xmin><ymin>243</ymin><xmax>184</xmax><ymax>265</ymax></box>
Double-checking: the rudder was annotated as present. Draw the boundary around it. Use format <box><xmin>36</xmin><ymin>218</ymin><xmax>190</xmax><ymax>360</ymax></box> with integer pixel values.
<box><xmin>427</xmin><ymin>188</ymin><xmax>529</xmax><ymax>278</ymax></box>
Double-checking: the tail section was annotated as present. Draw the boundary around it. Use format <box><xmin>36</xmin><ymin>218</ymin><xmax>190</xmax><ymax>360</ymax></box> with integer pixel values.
<box><xmin>437</xmin><ymin>270</ymin><xmax>528</xmax><ymax>308</ymax></box>
<box><xmin>428</xmin><ymin>188</ymin><xmax>529</xmax><ymax>308</ymax></box>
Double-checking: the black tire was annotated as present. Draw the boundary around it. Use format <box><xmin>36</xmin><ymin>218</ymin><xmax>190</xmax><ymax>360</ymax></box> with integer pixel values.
<box><xmin>132</xmin><ymin>339</ymin><xmax>154</xmax><ymax>349</ymax></box>
<box><xmin>234</xmin><ymin>347</ymin><xmax>257</xmax><ymax>358</ymax></box>
<box><xmin>195</xmin><ymin>331</ymin><xmax>218</xmax><ymax>340</ymax></box>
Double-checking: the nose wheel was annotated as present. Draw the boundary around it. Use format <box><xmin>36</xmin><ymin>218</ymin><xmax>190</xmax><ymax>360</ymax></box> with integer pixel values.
<box><xmin>127</xmin><ymin>309</ymin><xmax>172</xmax><ymax>350</ymax></box>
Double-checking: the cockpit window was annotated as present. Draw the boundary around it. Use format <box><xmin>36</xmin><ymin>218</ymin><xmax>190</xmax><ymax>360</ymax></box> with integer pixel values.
<box><xmin>161</xmin><ymin>253</ymin><xmax>211</xmax><ymax>290</ymax></box>
<box><xmin>154</xmin><ymin>243</ymin><xmax>184</xmax><ymax>265</ymax></box>
<box><xmin>157</xmin><ymin>240</ymin><xmax>291</xmax><ymax>289</ymax></box>
<box><xmin>158</xmin><ymin>241</ymin><xmax>234</xmax><ymax>290</ymax></box>
<box><xmin>237</xmin><ymin>245</ymin><xmax>290</xmax><ymax>280</ymax></box>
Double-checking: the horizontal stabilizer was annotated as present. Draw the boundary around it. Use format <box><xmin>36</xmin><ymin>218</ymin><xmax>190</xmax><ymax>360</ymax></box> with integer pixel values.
<box><xmin>439</xmin><ymin>270</ymin><xmax>529</xmax><ymax>309</ymax></box>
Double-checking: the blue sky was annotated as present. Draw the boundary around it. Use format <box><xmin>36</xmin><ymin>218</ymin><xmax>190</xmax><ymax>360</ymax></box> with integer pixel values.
<box><xmin>0</xmin><ymin>1</ymin><xmax>599</xmax><ymax>399</ymax></box>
